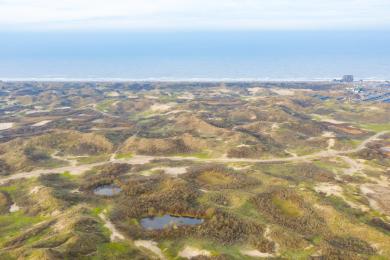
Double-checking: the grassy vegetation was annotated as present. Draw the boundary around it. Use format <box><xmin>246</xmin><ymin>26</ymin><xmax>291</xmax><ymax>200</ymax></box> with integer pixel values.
<box><xmin>94</xmin><ymin>242</ymin><xmax>148</xmax><ymax>259</ymax></box>
<box><xmin>0</xmin><ymin>212</ymin><xmax>46</xmax><ymax>246</ymax></box>
<box><xmin>76</xmin><ymin>154</ymin><xmax>110</xmax><ymax>164</ymax></box>
<box><xmin>359</xmin><ymin>123</ymin><xmax>390</xmax><ymax>132</ymax></box>
<box><xmin>96</xmin><ymin>99</ymin><xmax>117</xmax><ymax>112</ymax></box>
<box><xmin>197</xmin><ymin>171</ymin><xmax>234</xmax><ymax>186</ymax></box>
<box><xmin>174</xmin><ymin>152</ymin><xmax>211</xmax><ymax>159</ymax></box>
<box><xmin>114</xmin><ymin>152</ymin><xmax>133</xmax><ymax>159</ymax></box>
<box><xmin>272</xmin><ymin>197</ymin><xmax>303</xmax><ymax>218</ymax></box>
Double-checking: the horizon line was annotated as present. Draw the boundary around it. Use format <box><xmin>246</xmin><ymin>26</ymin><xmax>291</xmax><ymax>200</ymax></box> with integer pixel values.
<box><xmin>1</xmin><ymin>77</ymin><xmax>389</xmax><ymax>83</ymax></box>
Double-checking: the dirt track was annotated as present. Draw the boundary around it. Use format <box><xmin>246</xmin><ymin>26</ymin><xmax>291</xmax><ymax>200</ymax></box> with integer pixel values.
<box><xmin>0</xmin><ymin>131</ymin><xmax>387</xmax><ymax>185</ymax></box>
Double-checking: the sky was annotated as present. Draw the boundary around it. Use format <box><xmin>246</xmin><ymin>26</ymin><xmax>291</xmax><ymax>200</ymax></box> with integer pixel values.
<box><xmin>0</xmin><ymin>0</ymin><xmax>389</xmax><ymax>31</ymax></box>
<box><xmin>0</xmin><ymin>0</ymin><xmax>389</xmax><ymax>80</ymax></box>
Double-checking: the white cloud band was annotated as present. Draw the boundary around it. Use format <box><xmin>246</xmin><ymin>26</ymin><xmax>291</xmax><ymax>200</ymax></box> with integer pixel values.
<box><xmin>0</xmin><ymin>0</ymin><xmax>389</xmax><ymax>30</ymax></box>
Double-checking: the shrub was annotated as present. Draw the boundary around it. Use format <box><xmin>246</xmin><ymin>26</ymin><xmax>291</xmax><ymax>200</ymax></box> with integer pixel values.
<box><xmin>327</xmin><ymin>236</ymin><xmax>376</xmax><ymax>255</ymax></box>
<box><xmin>24</xmin><ymin>146</ymin><xmax>50</xmax><ymax>161</ymax></box>
<box><xmin>251</xmin><ymin>187</ymin><xmax>328</xmax><ymax>237</ymax></box>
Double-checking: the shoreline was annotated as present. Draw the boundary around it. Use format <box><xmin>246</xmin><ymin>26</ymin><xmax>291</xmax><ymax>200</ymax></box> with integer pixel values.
<box><xmin>1</xmin><ymin>77</ymin><xmax>389</xmax><ymax>83</ymax></box>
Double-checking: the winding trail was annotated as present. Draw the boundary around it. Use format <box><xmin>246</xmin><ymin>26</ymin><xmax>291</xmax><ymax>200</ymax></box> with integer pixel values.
<box><xmin>116</xmin><ymin>131</ymin><xmax>388</xmax><ymax>164</ymax></box>
<box><xmin>0</xmin><ymin>131</ymin><xmax>388</xmax><ymax>185</ymax></box>
<box><xmin>99</xmin><ymin>211</ymin><xmax>125</xmax><ymax>241</ymax></box>
<box><xmin>0</xmin><ymin>162</ymin><xmax>106</xmax><ymax>185</ymax></box>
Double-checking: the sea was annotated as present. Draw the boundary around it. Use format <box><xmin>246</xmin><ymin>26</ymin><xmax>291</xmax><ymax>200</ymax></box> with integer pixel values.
<box><xmin>0</xmin><ymin>31</ymin><xmax>389</xmax><ymax>81</ymax></box>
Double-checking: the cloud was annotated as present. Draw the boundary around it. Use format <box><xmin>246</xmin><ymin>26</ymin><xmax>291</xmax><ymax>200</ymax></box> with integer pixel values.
<box><xmin>0</xmin><ymin>0</ymin><xmax>389</xmax><ymax>30</ymax></box>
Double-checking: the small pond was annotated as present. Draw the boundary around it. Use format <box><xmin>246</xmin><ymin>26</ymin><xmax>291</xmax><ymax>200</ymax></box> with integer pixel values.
<box><xmin>140</xmin><ymin>215</ymin><xmax>204</xmax><ymax>230</ymax></box>
<box><xmin>93</xmin><ymin>184</ymin><xmax>122</xmax><ymax>196</ymax></box>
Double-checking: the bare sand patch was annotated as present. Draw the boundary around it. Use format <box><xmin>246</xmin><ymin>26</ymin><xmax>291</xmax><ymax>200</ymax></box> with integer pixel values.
<box><xmin>150</xmin><ymin>102</ymin><xmax>176</xmax><ymax>112</ymax></box>
<box><xmin>237</xmin><ymin>144</ymin><xmax>251</xmax><ymax>148</ymax></box>
<box><xmin>315</xmin><ymin>183</ymin><xmax>343</xmax><ymax>197</ymax></box>
<box><xmin>322</xmin><ymin>118</ymin><xmax>346</xmax><ymax>124</ymax></box>
<box><xmin>178</xmin><ymin>93</ymin><xmax>194</xmax><ymax>100</ymax></box>
<box><xmin>315</xmin><ymin>183</ymin><xmax>369</xmax><ymax>211</ymax></box>
<box><xmin>361</xmin><ymin>185</ymin><xmax>390</xmax><ymax>215</ymax></box>
<box><xmin>272</xmin><ymin>88</ymin><xmax>295</xmax><ymax>96</ymax></box>
<box><xmin>247</xmin><ymin>87</ymin><xmax>264</xmax><ymax>94</ymax></box>
<box><xmin>322</xmin><ymin>131</ymin><xmax>336</xmax><ymax>138</ymax></box>
<box><xmin>30</xmin><ymin>186</ymin><xmax>43</xmax><ymax>194</ymax></box>
<box><xmin>284</xmin><ymin>150</ymin><xmax>298</xmax><ymax>157</ymax></box>
<box><xmin>145</xmin><ymin>95</ymin><xmax>159</xmax><ymax>100</ymax></box>
<box><xmin>271</xmin><ymin>123</ymin><xmax>280</xmax><ymax>131</ymax></box>
<box><xmin>178</xmin><ymin>246</ymin><xmax>211</xmax><ymax>259</ymax></box>
<box><xmin>313</xmin><ymin>115</ymin><xmax>346</xmax><ymax>124</ymax></box>
<box><xmin>164</xmin><ymin>109</ymin><xmax>191</xmax><ymax>115</ymax></box>
<box><xmin>0</xmin><ymin>122</ymin><xmax>14</xmax><ymax>130</ymax></box>
<box><xmin>107</xmin><ymin>91</ymin><xmax>120</xmax><ymax>97</ymax></box>
<box><xmin>9</xmin><ymin>203</ymin><xmax>20</xmax><ymax>213</ymax></box>
<box><xmin>340</xmin><ymin>156</ymin><xmax>364</xmax><ymax>175</ymax></box>
<box><xmin>32</xmin><ymin>120</ymin><xmax>52</xmax><ymax>127</ymax></box>
<box><xmin>25</xmin><ymin>109</ymin><xmax>49</xmax><ymax>115</ymax></box>
<box><xmin>327</xmin><ymin>138</ymin><xmax>335</xmax><ymax>150</ymax></box>
<box><xmin>240</xmin><ymin>249</ymin><xmax>274</xmax><ymax>258</ymax></box>
<box><xmin>134</xmin><ymin>240</ymin><xmax>165</xmax><ymax>259</ymax></box>
<box><xmin>217</xmin><ymin>87</ymin><xmax>232</xmax><ymax>94</ymax></box>
<box><xmin>152</xmin><ymin>166</ymin><xmax>188</xmax><ymax>177</ymax></box>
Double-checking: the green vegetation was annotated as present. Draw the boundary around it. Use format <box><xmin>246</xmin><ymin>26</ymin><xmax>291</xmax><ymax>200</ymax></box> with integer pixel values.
<box><xmin>175</xmin><ymin>152</ymin><xmax>211</xmax><ymax>159</ymax></box>
<box><xmin>96</xmin><ymin>99</ymin><xmax>117</xmax><ymax>112</ymax></box>
<box><xmin>76</xmin><ymin>154</ymin><xmax>111</xmax><ymax>164</ymax></box>
<box><xmin>114</xmin><ymin>152</ymin><xmax>133</xmax><ymax>159</ymax></box>
<box><xmin>0</xmin><ymin>81</ymin><xmax>389</xmax><ymax>258</ymax></box>
<box><xmin>360</xmin><ymin>123</ymin><xmax>390</xmax><ymax>132</ymax></box>
<box><xmin>272</xmin><ymin>197</ymin><xmax>303</xmax><ymax>218</ymax></box>
<box><xmin>95</xmin><ymin>242</ymin><xmax>148</xmax><ymax>260</ymax></box>
<box><xmin>0</xmin><ymin>212</ymin><xmax>46</xmax><ymax>246</ymax></box>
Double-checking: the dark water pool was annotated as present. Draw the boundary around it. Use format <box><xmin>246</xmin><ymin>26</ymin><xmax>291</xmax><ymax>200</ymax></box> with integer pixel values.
<box><xmin>93</xmin><ymin>184</ymin><xmax>122</xmax><ymax>196</ymax></box>
<box><xmin>140</xmin><ymin>215</ymin><xmax>204</xmax><ymax>230</ymax></box>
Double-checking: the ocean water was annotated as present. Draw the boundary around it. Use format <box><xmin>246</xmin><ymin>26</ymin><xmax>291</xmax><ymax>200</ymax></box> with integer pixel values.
<box><xmin>0</xmin><ymin>31</ymin><xmax>389</xmax><ymax>80</ymax></box>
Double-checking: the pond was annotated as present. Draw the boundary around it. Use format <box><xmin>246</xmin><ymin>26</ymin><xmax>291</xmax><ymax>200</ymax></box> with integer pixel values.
<box><xmin>140</xmin><ymin>215</ymin><xmax>204</xmax><ymax>230</ymax></box>
<box><xmin>93</xmin><ymin>184</ymin><xmax>122</xmax><ymax>196</ymax></box>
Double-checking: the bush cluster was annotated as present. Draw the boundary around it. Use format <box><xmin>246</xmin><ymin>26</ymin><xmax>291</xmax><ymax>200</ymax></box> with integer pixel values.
<box><xmin>251</xmin><ymin>187</ymin><xmax>328</xmax><ymax>237</ymax></box>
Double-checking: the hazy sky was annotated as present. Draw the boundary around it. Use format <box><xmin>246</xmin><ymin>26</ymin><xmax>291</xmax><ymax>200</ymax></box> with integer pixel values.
<box><xmin>0</xmin><ymin>0</ymin><xmax>389</xmax><ymax>30</ymax></box>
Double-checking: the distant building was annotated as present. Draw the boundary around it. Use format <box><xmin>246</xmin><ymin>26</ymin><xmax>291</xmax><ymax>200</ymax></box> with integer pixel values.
<box><xmin>342</xmin><ymin>75</ymin><xmax>354</xmax><ymax>82</ymax></box>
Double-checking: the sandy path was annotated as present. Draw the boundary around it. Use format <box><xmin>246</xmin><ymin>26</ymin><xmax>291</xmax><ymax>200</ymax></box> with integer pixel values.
<box><xmin>114</xmin><ymin>131</ymin><xmax>387</xmax><ymax>165</ymax></box>
<box><xmin>124</xmin><ymin>131</ymin><xmax>388</xmax><ymax>164</ymax></box>
<box><xmin>1</xmin><ymin>131</ymin><xmax>387</xmax><ymax>185</ymax></box>
<box><xmin>0</xmin><ymin>162</ymin><xmax>106</xmax><ymax>185</ymax></box>
<box><xmin>178</xmin><ymin>246</ymin><xmax>211</xmax><ymax>259</ymax></box>
<box><xmin>0</xmin><ymin>122</ymin><xmax>14</xmax><ymax>130</ymax></box>
<box><xmin>339</xmin><ymin>156</ymin><xmax>364</xmax><ymax>175</ymax></box>
<box><xmin>240</xmin><ymin>249</ymin><xmax>274</xmax><ymax>258</ymax></box>
<box><xmin>32</xmin><ymin>120</ymin><xmax>52</xmax><ymax>127</ymax></box>
<box><xmin>51</xmin><ymin>152</ymin><xmax>78</xmax><ymax>167</ymax></box>
<box><xmin>99</xmin><ymin>211</ymin><xmax>125</xmax><ymax>241</ymax></box>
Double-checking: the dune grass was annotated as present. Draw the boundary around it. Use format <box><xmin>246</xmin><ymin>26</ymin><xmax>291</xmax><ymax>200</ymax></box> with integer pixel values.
<box><xmin>272</xmin><ymin>197</ymin><xmax>303</xmax><ymax>218</ymax></box>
